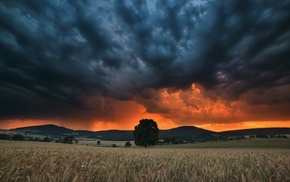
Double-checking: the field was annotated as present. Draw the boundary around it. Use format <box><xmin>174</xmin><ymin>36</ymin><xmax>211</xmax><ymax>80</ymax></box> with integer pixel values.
<box><xmin>0</xmin><ymin>140</ymin><xmax>290</xmax><ymax>182</ymax></box>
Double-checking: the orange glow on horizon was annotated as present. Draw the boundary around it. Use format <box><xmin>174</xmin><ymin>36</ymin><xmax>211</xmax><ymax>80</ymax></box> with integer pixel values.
<box><xmin>1</xmin><ymin>84</ymin><xmax>290</xmax><ymax>132</ymax></box>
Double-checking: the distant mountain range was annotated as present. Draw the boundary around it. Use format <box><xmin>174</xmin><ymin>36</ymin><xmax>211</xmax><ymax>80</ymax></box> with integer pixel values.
<box><xmin>6</xmin><ymin>124</ymin><xmax>290</xmax><ymax>141</ymax></box>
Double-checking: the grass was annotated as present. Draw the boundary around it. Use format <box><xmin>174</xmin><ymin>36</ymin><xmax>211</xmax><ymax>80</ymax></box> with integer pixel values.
<box><xmin>1</xmin><ymin>140</ymin><xmax>290</xmax><ymax>181</ymax></box>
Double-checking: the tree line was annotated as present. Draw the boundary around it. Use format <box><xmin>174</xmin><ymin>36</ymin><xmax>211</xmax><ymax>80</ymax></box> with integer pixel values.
<box><xmin>0</xmin><ymin>133</ymin><xmax>78</xmax><ymax>144</ymax></box>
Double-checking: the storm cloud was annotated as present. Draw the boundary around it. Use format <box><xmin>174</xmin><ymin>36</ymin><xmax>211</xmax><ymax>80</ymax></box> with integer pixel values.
<box><xmin>0</xmin><ymin>0</ymin><xmax>290</xmax><ymax>128</ymax></box>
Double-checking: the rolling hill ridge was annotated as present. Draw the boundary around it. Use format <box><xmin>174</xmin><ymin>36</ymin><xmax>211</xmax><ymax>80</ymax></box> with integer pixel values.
<box><xmin>6</xmin><ymin>124</ymin><xmax>290</xmax><ymax>141</ymax></box>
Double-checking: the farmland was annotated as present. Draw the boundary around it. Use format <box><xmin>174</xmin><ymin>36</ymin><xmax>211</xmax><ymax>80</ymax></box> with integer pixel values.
<box><xmin>1</xmin><ymin>140</ymin><xmax>290</xmax><ymax>182</ymax></box>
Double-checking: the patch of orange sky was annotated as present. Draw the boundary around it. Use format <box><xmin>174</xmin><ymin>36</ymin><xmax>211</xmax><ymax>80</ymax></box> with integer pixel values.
<box><xmin>0</xmin><ymin>104</ymin><xmax>178</xmax><ymax>131</ymax></box>
<box><xmin>89</xmin><ymin>101</ymin><xmax>178</xmax><ymax>131</ymax></box>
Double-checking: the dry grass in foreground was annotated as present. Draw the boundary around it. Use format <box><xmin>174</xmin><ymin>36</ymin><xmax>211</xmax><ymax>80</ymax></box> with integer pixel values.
<box><xmin>0</xmin><ymin>141</ymin><xmax>290</xmax><ymax>182</ymax></box>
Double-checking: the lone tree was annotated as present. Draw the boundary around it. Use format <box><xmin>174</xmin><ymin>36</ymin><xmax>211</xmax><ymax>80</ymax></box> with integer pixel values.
<box><xmin>62</xmin><ymin>135</ymin><xmax>75</xmax><ymax>144</ymax></box>
<box><xmin>125</xmin><ymin>141</ymin><xmax>132</xmax><ymax>147</ymax></box>
<box><xmin>11</xmin><ymin>134</ymin><xmax>25</xmax><ymax>141</ymax></box>
<box><xmin>133</xmin><ymin>119</ymin><xmax>159</xmax><ymax>148</ymax></box>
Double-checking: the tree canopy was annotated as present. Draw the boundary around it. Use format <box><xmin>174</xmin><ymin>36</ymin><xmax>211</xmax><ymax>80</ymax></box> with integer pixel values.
<box><xmin>133</xmin><ymin>119</ymin><xmax>159</xmax><ymax>148</ymax></box>
<box><xmin>125</xmin><ymin>141</ymin><xmax>132</xmax><ymax>147</ymax></box>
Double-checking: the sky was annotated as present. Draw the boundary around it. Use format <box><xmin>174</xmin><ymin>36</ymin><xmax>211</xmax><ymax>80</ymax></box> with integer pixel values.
<box><xmin>0</xmin><ymin>0</ymin><xmax>290</xmax><ymax>132</ymax></box>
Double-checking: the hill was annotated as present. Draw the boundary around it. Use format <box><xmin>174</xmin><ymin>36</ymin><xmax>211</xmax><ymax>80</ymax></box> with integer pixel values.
<box><xmin>10</xmin><ymin>124</ymin><xmax>133</xmax><ymax>140</ymax></box>
<box><xmin>11</xmin><ymin>124</ymin><xmax>75</xmax><ymax>136</ymax></box>
<box><xmin>160</xmin><ymin>126</ymin><xmax>215</xmax><ymax>141</ymax></box>
<box><xmin>95</xmin><ymin>130</ymin><xmax>133</xmax><ymax>141</ymax></box>
<box><xmin>7</xmin><ymin>124</ymin><xmax>290</xmax><ymax>141</ymax></box>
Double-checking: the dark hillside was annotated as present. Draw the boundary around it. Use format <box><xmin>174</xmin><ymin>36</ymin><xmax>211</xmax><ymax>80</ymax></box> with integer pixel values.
<box><xmin>95</xmin><ymin>130</ymin><xmax>133</xmax><ymax>141</ymax></box>
<box><xmin>11</xmin><ymin>124</ymin><xmax>74</xmax><ymax>136</ymax></box>
<box><xmin>160</xmin><ymin>126</ymin><xmax>216</xmax><ymax>141</ymax></box>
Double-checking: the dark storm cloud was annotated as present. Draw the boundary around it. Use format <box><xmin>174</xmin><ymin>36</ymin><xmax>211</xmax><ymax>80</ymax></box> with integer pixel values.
<box><xmin>0</xmin><ymin>0</ymin><xmax>119</xmax><ymax>120</ymax></box>
<box><xmin>183</xmin><ymin>0</ymin><xmax>290</xmax><ymax>87</ymax></box>
<box><xmin>200</xmin><ymin>0</ymin><xmax>290</xmax><ymax>99</ymax></box>
<box><xmin>0</xmin><ymin>0</ymin><xmax>290</xmax><ymax>122</ymax></box>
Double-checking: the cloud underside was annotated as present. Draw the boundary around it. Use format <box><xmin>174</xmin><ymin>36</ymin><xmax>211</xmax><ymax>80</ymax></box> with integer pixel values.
<box><xmin>0</xmin><ymin>0</ymin><xmax>290</xmax><ymax>127</ymax></box>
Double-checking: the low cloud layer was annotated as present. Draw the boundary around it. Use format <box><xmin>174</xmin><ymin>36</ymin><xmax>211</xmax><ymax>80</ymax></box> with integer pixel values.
<box><xmin>0</xmin><ymin>0</ymin><xmax>290</xmax><ymax>129</ymax></box>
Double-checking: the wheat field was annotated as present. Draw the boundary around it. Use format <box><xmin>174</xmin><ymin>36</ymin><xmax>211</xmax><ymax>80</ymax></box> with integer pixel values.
<box><xmin>0</xmin><ymin>140</ymin><xmax>290</xmax><ymax>182</ymax></box>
